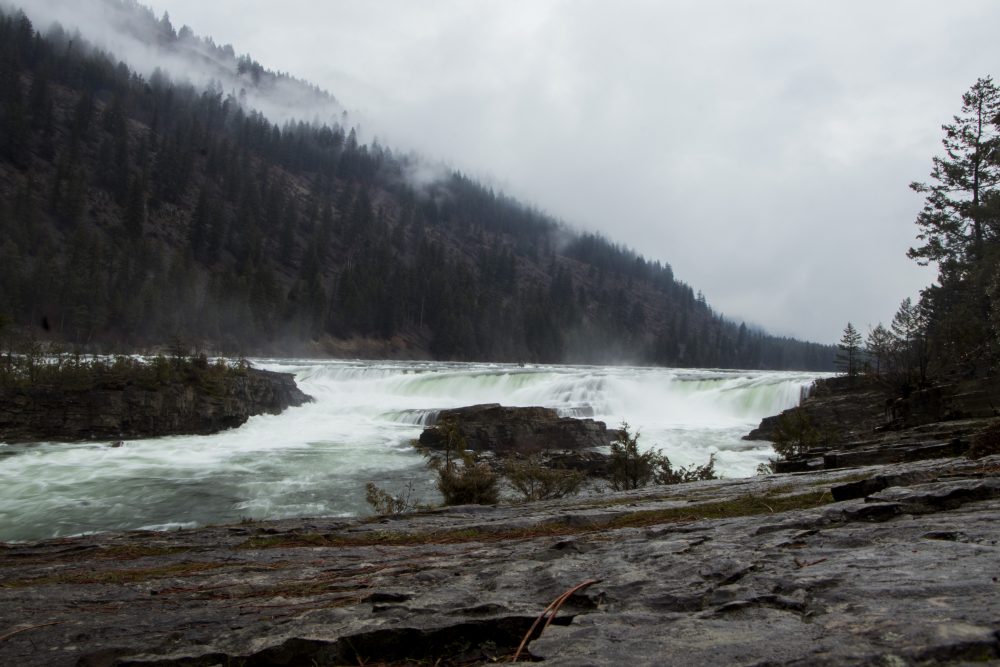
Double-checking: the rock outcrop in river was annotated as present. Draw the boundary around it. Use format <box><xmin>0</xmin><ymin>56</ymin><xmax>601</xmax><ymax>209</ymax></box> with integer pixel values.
<box><xmin>418</xmin><ymin>403</ymin><xmax>614</xmax><ymax>475</ymax></box>
<box><xmin>419</xmin><ymin>404</ymin><xmax>615</xmax><ymax>454</ymax></box>
<box><xmin>0</xmin><ymin>367</ymin><xmax>311</xmax><ymax>442</ymax></box>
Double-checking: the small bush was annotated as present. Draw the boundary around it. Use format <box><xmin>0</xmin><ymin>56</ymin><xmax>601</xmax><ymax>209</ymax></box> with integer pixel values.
<box><xmin>505</xmin><ymin>456</ymin><xmax>586</xmax><ymax>502</ymax></box>
<box><xmin>365</xmin><ymin>481</ymin><xmax>420</xmax><ymax>515</ymax></box>
<box><xmin>436</xmin><ymin>461</ymin><xmax>500</xmax><ymax>506</ymax></box>
<box><xmin>755</xmin><ymin>460</ymin><xmax>776</xmax><ymax>476</ymax></box>
<box><xmin>608</xmin><ymin>422</ymin><xmax>717</xmax><ymax>490</ymax></box>
<box><xmin>656</xmin><ymin>453</ymin><xmax>717</xmax><ymax>485</ymax></box>
<box><xmin>771</xmin><ymin>408</ymin><xmax>826</xmax><ymax>460</ymax></box>
<box><xmin>424</xmin><ymin>419</ymin><xmax>500</xmax><ymax>506</ymax></box>
<box><xmin>608</xmin><ymin>422</ymin><xmax>660</xmax><ymax>491</ymax></box>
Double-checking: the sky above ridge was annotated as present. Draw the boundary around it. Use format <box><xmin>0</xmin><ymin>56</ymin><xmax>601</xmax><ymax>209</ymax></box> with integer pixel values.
<box><xmin>23</xmin><ymin>0</ymin><xmax>1000</xmax><ymax>343</ymax></box>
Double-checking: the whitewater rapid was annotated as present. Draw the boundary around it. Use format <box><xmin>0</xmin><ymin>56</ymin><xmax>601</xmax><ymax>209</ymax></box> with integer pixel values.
<box><xmin>0</xmin><ymin>360</ymin><xmax>822</xmax><ymax>542</ymax></box>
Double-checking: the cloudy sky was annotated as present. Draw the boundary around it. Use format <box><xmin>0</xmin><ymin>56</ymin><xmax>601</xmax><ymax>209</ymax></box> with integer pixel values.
<box><xmin>22</xmin><ymin>1</ymin><xmax>1000</xmax><ymax>343</ymax></box>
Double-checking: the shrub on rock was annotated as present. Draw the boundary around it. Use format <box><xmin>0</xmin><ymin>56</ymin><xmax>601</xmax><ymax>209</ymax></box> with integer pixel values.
<box><xmin>504</xmin><ymin>456</ymin><xmax>585</xmax><ymax>502</ymax></box>
<box><xmin>425</xmin><ymin>419</ymin><xmax>500</xmax><ymax>506</ymax></box>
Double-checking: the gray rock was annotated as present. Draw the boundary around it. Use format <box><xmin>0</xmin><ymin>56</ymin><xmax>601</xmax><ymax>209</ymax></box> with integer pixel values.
<box><xmin>747</xmin><ymin>375</ymin><xmax>1000</xmax><ymax>471</ymax></box>
<box><xmin>418</xmin><ymin>403</ymin><xmax>614</xmax><ymax>475</ymax></box>
<box><xmin>0</xmin><ymin>367</ymin><xmax>311</xmax><ymax>442</ymax></box>
<box><xmin>1</xmin><ymin>456</ymin><xmax>998</xmax><ymax>665</ymax></box>
<box><xmin>419</xmin><ymin>403</ymin><xmax>615</xmax><ymax>454</ymax></box>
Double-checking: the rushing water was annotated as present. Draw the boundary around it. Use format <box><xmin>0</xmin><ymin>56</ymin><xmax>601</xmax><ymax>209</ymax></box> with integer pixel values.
<box><xmin>0</xmin><ymin>360</ymin><xmax>822</xmax><ymax>542</ymax></box>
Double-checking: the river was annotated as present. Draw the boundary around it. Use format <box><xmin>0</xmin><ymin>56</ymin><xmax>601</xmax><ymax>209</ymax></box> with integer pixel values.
<box><xmin>0</xmin><ymin>359</ymin><xmax>822</xmax><ymax>542</ymax></box>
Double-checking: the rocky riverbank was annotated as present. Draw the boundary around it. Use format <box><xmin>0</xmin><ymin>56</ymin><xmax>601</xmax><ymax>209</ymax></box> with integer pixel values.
<box><xmin>0</xmin><ymin>455</ymin><xmax>998</xmax><ymax>665</ymax></box>
<box><xmin>0</xmin><ymin>365</ymin><xmax>311</xmax><ymax>442</ymax></box>
<box><xmin>3</xmin><ymin>376</ymin><xmax>1000</xmax><ymax>665</ymax></box>
<box><xmin>746</xmin><ymin>375</ymin><xmax>1000</xmax><ymax>472</ymax></box>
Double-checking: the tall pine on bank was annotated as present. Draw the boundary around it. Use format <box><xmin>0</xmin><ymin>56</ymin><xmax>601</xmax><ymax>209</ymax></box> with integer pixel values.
<box><xmin>905</xmin><ymin>77</ymin><xmax>1000</xmax><ymax>377</ymax></box>
<box><xmin>843</xmin><ymin>76</ymin><xmax>1000</xmax><ymax>382</ymax></box>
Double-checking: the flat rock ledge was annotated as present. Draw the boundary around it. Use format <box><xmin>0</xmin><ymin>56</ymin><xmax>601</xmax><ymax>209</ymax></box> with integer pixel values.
<box><xmin>1</xmin><ymin>455</ymin><xmax>999</xmax><ymax>666</ymax></box>
<box><xmin>746</xmin><ymin>375</ymin><xmax>1000</xmax><ymax>473</ymax></box>
<box><xmin>0</xmin><ymin>367</ymin><xmax>311</xmax><ymax>442</ymax></box>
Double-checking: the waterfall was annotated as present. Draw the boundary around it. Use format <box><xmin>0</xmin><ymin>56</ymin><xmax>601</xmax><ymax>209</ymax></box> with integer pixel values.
<box><xmin>0</xmin><ymin>359</ymin><xmax>823</xmax><ymax>542</ymax></box>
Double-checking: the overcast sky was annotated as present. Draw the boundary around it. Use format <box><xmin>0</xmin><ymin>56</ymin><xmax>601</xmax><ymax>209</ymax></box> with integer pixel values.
<box><xmin>23</xmin><ymin>1</ymin><xmax>1000</xmax><ymax>343</ymax></box>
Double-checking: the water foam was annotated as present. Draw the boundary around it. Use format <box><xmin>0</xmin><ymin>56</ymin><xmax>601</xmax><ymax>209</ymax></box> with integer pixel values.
<box><xmin>0</xmin><ymin>360</ymin><xmax>823</xmax><ymax>542</ymax></box>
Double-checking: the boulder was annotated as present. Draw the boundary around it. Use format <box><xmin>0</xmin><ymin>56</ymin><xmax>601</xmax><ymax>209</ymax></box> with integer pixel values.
<box><xmin>417</xmin><ymin>403</ymin><xmax>614</xmax><ymax>457</ymax></box>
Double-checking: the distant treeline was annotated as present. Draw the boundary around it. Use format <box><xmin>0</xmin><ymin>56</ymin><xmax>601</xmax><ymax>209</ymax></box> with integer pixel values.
<box><xmin>0</xmin><ymin>6</ymin><xmax>834</xmax><ymax>370</ymax></box>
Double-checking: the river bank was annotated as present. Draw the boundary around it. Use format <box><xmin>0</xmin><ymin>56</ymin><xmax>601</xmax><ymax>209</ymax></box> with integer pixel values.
<box><xmin>746</xmin><ymin>375</ymin><xmax>1000</xmax><ymax>472</ymax></box>
<box><xmin>0</xmin><ymin>453</ymin><xmax>997</xmax><ymax>665</ymax></box>
<box><xmin>0</xmin><ymin>358</ymin><xmax>311</xmax><ymax>442</ymax></box>
<box><xmin>3</xmin><ymin>367</ymin><xmax>999</xmax><ymax>664</ymax></box>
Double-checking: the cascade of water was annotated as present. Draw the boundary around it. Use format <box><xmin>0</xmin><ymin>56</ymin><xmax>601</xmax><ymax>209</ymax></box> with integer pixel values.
<box><xmin>0</xmin><ymin>359</ymin><xmax>824</xmax><ymax>542</ymax></box>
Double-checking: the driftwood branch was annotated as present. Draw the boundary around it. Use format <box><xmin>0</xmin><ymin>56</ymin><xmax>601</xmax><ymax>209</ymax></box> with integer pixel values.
<box><xmin>512</xmin><ymin>578</ymin><xmax>601</xmax><ymax>662</ymax></box>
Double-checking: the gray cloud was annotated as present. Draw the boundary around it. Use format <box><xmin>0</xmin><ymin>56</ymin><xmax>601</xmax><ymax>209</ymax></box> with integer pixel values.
<box><xmin>17</xmin><ymin>0</ymin><xmax>344</xmax><ymax>127</ymax></box>
<box><xmin>22</xmin><ymin>0</ymin><xmax>994</xmax><ymax>343</ymax></box>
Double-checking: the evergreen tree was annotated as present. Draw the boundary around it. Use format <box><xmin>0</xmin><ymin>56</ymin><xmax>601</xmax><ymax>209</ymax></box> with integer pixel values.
<box><xmin>890</xmin><ymin>298</ymin><xmax>927</xmax><ymax>382</ymax></box>
<box><xmin>901</xmin><ymin>76</ymin><xmax>1000</xmax><ymax>378</ymax></box>
<box><xmin>865</xmin><ymin>323</ymin><xmax>892</xmax><ymax>377</ymax></box>
<box><xmin>835</xmin><ymin>322</ymin><xmax>863</xmax><ymax>378</ymax></box>
<box><xmin>123</xmin><ymin>176</ymin><xmax>146</xmax><ymax>237</ymax></box>
<box><xmin>0</xmin><ymin>5</ymin><xmax>836</xmax><ymax>368</ymax></box>
<box><xmin>909</xmin><ymin>77</ymin><xmax>1000</xmax><ymax>268</ymax></box>
<box><xmin>1</xmin><ymin>59</ymin><xmax>28</xmax><ymax>167</ymax></box>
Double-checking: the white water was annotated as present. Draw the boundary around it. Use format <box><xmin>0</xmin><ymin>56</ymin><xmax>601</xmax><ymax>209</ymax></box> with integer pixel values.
<box><xmin>0</xmin><ymin>360</ymin><xmax>822</xmax><ymax>542</ymax></box>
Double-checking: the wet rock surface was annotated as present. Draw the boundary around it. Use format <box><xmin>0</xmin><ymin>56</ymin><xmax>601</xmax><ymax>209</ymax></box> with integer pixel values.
<box><xmin>420</xmin><ymin>404</ymin><xmax>615</xmax><ymax>454</ymax></box>
<box><xmin>746</xmin><ymin>376</ymin><xmax>1000</xmax><ymax>473</ymax></box>
<box><xmin>0</xmin><ymin>368</ymin><xmax>311</xmax><ymax>442</ymax></box>
<box><xmin>1</xmin><ymin>456</ymin><xmax>998</xmax><ymax>665</ymax></box>
<box><xmin>419</xmin><ymin>404</ymin><xmax>614</xmax><ymax>475</ymax></box>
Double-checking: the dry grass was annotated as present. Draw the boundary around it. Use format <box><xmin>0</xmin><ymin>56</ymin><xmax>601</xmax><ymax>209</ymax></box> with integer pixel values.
<box><xmin>240</xmin><ymin>490</ymin><xmax>834</xmax><ymax>551</ymax></box>
<box><xmin>90</xmin><ymin>544</ymin><xmax>190</xmax><ymax>560</ymax></box>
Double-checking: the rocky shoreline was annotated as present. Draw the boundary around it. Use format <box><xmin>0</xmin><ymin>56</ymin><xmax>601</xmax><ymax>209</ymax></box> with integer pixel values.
<box><xmin>745</xmin><ymin>375</ymin><xmax>1000</xmax><ymax>473</ymax></box>
<box><xmin>0</xmin><ymin>455</ymin><xmax>997</xmax><ymax>665</ymax></box>
<box><xmin>1</xmin><ymin>377</ymin><xmax>999</xmax><ymax>665</ymax></box>
<box><xmin>0</xmin><ymin>366</ymin><xmax>311</xmax><ymax>442</ymax></box>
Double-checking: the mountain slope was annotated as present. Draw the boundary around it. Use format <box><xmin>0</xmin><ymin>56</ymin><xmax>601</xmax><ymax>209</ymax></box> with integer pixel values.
<box><xmin>0</xmin><ymin>5</ymin><xmax>834</xmax><ymax>370</ymax></box>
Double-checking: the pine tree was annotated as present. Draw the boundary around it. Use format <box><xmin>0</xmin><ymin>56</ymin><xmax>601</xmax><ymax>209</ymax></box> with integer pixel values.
<box><xmin>123</xmin><ymin>176</ymin><xmax>146</xmax><ymax>237</ymax></box>
<box><xmin>835</xmin><ymin>322</ymin><xmax>863</xmax><ymax>378</ymax></box>
<box><xmin>909</xmin><ymin>77</ymin><xmax>1000</xmax><ymax>268</ymax></box>
<box><xmin>865</xmin><ymin>323</ymin><xmax>892</xmax><ymax>377</ymax></box>
<box><xmin>890</xmin><ymin>298</ymin><xmax>927</xmax><ymax>382</ymax></box>
<box><xmin>1</xmin><ymin>60</ymin><xmax>28</xmax><ymax>167</ymax></box>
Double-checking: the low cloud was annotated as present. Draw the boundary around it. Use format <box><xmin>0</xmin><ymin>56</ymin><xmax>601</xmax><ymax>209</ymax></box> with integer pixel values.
<box><xmin>18</xmin><ymin>0</ymin><xmax>994</xmax><ymax>343</ymax></box>
<box><xmin>17</xmin><ymin>0</ymin><xmax>344</xmax><ymax>128</ymax></box>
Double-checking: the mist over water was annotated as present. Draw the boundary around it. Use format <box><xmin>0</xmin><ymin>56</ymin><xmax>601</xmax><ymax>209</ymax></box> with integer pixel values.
<box><xmin>0</xmin><ymin>360</ymin><xmax>821</xmax><ymax>542</ymax></box>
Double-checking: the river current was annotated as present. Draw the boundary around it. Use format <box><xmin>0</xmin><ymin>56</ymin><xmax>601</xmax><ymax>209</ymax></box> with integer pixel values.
<box><xmin>0</xmin><ymin>359</ymin><xmax>822</xmax><ymax>542</ymax></box>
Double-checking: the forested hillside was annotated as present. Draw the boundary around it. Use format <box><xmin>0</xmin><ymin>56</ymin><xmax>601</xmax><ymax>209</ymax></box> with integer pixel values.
<box><xmin>0</xmin><ymin>5</ymin><xmax>834</xmax><ymax>370</ymax></box>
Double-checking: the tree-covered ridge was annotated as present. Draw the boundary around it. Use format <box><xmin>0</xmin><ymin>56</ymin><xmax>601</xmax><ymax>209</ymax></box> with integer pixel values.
<box><xmin>0</xmin><ymin>7</ymin><xmax>833</xmax><ymax>370</ymax></box>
